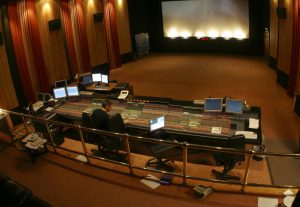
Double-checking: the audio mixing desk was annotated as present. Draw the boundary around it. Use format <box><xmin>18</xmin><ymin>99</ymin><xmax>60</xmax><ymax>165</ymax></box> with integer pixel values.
<box><xmin>54</xmin><ymin>98</ymin><xmax>262</xmax><ymax>145</ymax></box>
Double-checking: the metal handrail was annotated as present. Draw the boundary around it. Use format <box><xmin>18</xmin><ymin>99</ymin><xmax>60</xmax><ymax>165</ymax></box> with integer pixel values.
<box><xmin>2</xmin><ymin>109</ymin><xmax>300</xmax><ymax>193</ymax></box>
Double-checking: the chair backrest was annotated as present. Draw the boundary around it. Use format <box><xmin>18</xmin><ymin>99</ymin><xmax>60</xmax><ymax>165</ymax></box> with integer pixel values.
<box><xmin>107</xmin><ymin>113</ymin><xmax>125</xmax><ymax>133</ymax></box>
<box><xmin>225</xmin><ymin>134</ymin><xmax>246</xmax><ymax>163</ymax></box>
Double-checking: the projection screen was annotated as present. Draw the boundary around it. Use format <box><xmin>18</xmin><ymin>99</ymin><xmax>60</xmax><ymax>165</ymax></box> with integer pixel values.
<box><xmin>162</xmin><ymin>0</ymin><xmax>249</xmax><ymax>39</ymax></box>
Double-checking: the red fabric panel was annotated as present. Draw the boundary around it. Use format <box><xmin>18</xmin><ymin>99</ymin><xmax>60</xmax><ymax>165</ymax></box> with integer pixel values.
<box><xmin>102</xmin><ymin>0</ymin><xmax>121</xmax><ymax>70</ymax></box>
<box><xmin>25</xmin><ymin>0</ymin><xmax>50</xmax><ymax>93</ymax></box>
<box><xmin>74</xmin><ymin>0</ymin><xmax>91</xmax><ymax>72</ymax></box>
<box><xmin>288</xmin><ymin>0</ymin><xmax>300</xmax><ymax>97</ymax></box>
<box><xmin>61</xmin><ymin>0</ymin><xmax>80</xmax><ymax>76</ymax></box>
<box><xmin>8</xmin><ymin>2</ymin><xmax>36</xmax><ymax>103</ymax></box>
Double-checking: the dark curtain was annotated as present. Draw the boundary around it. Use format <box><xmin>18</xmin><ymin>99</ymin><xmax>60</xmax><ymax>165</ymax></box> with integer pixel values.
<box><xmin>102</xmin><ymin>0</ymin><xmax>121</xmax><ymax>70</ymax></box>
<box><xmin>74</xmin><ymin>0</ymin><xmax>91</xmax><ymax>72</ymax></box>
<box><xmin>61</xmin><ymin>0</ymin><xmax>80</xmax><ymax>76</ymax></box>
<box><xmin>26</xmin><ymin>0</ymin><xmax>50</xmax><ymax>93</ymax></box>
<box><xmin>288</xmin><ymin>0</ymin><xmax>300</xmax><ymax>97</ymax></box>
<box><xmin>0</xmin><ymin>4</ymin><xmax>26</xmax><ymax>107</ymax></box>
<box><xmin>8</xmin><ymin>2</ymin><xmax>35</xmax><ymax>103</ymax></box>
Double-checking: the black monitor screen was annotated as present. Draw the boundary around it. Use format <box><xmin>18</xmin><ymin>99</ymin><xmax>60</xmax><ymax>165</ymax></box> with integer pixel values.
<box><xmin>204</xmin><ymin>98</ymin><xmax>223</xmax><ymax>112</ymax></box>
<box><xmin>82</xmin><ymin>75</ymin><xmax>92</xmax><ymax>84</ymax></box>
<box><xmin>55</xmin><ymin>80</ymin><xmax>67</xmax><ymax>88</ymax></box>
<box><xmin>226</xmin><ymin>99</ymin><xmax>244</xmax><ymax>114</ymax></box>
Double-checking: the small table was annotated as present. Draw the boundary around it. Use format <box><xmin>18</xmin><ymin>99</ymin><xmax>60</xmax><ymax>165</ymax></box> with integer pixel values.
<box><xmin>18</xmin><ymin>133</ymin><xmax>48</xmax><ymax>163</ymax></box>
<box><xmin>85</xmin><ymin>83</ymin><xmax>117</xmax><ymax>92</ymax></box>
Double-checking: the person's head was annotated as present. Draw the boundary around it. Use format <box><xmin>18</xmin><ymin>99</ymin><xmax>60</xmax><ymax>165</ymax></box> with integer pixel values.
<box><xmin>102</xmin><ymin>100</ymin><xmax>112</xmax><ymax>112</ymax></box>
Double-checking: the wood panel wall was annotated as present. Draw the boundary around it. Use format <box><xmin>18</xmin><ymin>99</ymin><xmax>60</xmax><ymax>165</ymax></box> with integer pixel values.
<box><xmin>114</xmin><ymin>0</ymin><xmax>132</xmax><ymax>54</ymax></box>
<box><xmin>83</xmin><ymin>0</ymin><xmax>108</xmax><ymax>67</ymax></box>
<box><xmin>0</xmin><ymin>11</ymin><xmax>19</xmax><ymax>109</ymax></box>
<box><xmin>269</xmin><ymin>0</ymin><xmax>278</xmax><ymax>59</ymax></box>
<box><xmin>277</xmin><ymin>0</ymin><xmax>293</xmax><ymax>74</ymax></box>
<box><xmin>35</xmin><ymin>0</ymin><xmax>70</xmax><ymax>85</ymax></box>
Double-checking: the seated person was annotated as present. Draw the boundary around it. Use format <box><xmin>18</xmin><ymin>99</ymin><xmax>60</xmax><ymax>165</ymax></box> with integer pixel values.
<box><xmin>92</xmin><ymin>100</ymin><xmax>112</xmax><ymax>131</ymax></box>
<box><xmin>92</xmin><ymin>99</ymin><xmax>128</xmax><ymax>131</ymax></box>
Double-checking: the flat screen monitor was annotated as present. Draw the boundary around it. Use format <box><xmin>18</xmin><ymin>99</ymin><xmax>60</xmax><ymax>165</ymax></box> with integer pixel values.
<box><xmin>66</xmin><ymin>86</ymin><xmax>79</xmax><ymax>97</ymax></box>
<box><xmin>101</xmin><ymin>74</ymin><xmax>109</xmax><ymax>84</ymax></box>
<box><xmin>37</xmin><ymin>93</ymin><xmax>44</xmax><ymax>102</ymax></box>
<box><xmin>204</xmin><ymin>98</ymin><xmax>223</xmax><ymax>112</ymax></box>
<box><xmin>226</xmin><ymin>99</ymin><xmax>244</xmax><ymax>114</ymax></box>
<box><xmin>150</xmin><ymin>116</ymin><xmax>165</xmax><ymax>132</ymax></box>
<box><xmin>55</xmin><ymin>80</ymin><xmax>67</xmax><ymax>88</ymax></box>
<box><xmin>82</xmin><ymin>75</ymin><xmax>92</xmax><ymax>84</ymax></box>
<box><xmin>92</xmin><ymin>73</ymin><xmax>102</xmax><ymax>82</ymax></box>
<box><xmin>53</xmin><ymin>87</ymin><xmax>67</xmax><ymax>99</ymax></box>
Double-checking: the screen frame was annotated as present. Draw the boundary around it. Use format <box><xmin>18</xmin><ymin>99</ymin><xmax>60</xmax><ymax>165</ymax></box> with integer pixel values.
<box><xmin>53</xmin><ymin>87</ymin><xmax>67</xmax><ymax>99</ymax></box>
<box><xmin>225</xmin><ymin>99</ymin><xmax>244</xmax><ymax>114</ymax></box>
<box><xmin>66</xmin><ymin>86</ymin><xmax>79</xmax><ymax>97</ymax></box>
<box><xmin>149</xmin><ymin>116</ymin><xmax>165</xmax><ymax>132</ymax></box>
<box><xmin>55</xmin><ymin>79</ymin><xmax>67</xmax><ymax>88</ymax></box>
<box><xmin>204</xmin><ymin>98</ymin><xmax>223</xmax><ymax>112</ymax></box>
<box><xmin>92</xmin><ymin>73</ymin><xmax>102</xmax><ymax>83</ymax></box>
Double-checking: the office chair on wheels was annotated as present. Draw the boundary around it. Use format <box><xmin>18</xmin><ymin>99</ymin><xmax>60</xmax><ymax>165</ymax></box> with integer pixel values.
<box><xmin>82</xmin><ymin>111</ymin><xmax>126</xmax><ymax>161</ymax></box>
<box><xmin>212</xmin><ymin>135</ymin><xmax>245</xmax><ymax>181</ymax></box>
<box><xmin>145</xmin><ymin>130</ymin><xmax>176</xmax><ymax>172</ymax></box>
<box><xmin>145</xmin><ymin>144</ymin><xmax>176</xmax><ymax>172</ymax></box>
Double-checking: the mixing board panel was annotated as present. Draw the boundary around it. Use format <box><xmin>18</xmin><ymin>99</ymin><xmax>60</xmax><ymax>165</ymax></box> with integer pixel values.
<box><xmin>54</xmin><ymin>99</ymin><xmax>260</xmax><ymax>141</ymax></box>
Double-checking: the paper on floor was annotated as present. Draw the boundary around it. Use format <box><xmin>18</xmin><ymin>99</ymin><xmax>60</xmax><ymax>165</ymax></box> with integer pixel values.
<box><xmin>258</xmin><ymin>197</ymin><xmax>278</xmax><ymax>207</ymax></box>
<box><xmin>249</xmin><ymin>118</ymin><xmax>259</xmax><ymax>129</ymax></box>
<box><xmin>75</xmin><ymin>155</ymin><xmax>88</xmax><ymax>163</ymax></box>
<box><xmin>235</xmin><ymin>131</ymin><xmax>257</xmax><ymax>139</ymax></box>
<box><xmin>140</xmin><ymin>174</ymin><xmax>160</xmax><ymax>189</ymax></box>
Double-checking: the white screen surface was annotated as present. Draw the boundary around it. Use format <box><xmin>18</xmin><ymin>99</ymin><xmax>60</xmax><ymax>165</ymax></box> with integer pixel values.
<box><xmin>53</xmin><ymin>88</ymin><xmax>66</xmax><ymax>99</ymax></box>
<box><xmin>101</xmin><ymin>74</ymin><xmax>109</xmax><ymax>84</ymax></box>
<box><xmin>67</xmin><ymin>86</ymin><xmax>79</xmax><ymax>97</ymax></box>
<box><xmin>162</xmin><ymin>0</ymin><xmax>249</xmax><ymax>39</ymax></box>
<box><xmin>92</xmin><ymin>73</ymin><xmax>102</xmax><ymax>82</ymax></box>
<box><xmin>150</xmin><ymin>116</ymin><xmax>165</xmax><ymax>132</ymax></box>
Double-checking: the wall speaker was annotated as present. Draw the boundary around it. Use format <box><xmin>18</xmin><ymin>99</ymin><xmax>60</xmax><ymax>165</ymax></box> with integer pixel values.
<box><xmin>48</xmin><ymin>19</ymin><xmax>61</xmax><ymax>31</ymax></box>
<box><xmin>93</xmin><ymin>13</ymin><xmax>103</xmax><ymax>22</ymax></box>
<box><xmin>277</xmin><ymin>7</ymin><xmax>287</xmax><ymax>19</ymax></box>
<box><xmin>0</xmin><ymin>32</ymin><xmax>3</xmax><ymax>46</ymax></box>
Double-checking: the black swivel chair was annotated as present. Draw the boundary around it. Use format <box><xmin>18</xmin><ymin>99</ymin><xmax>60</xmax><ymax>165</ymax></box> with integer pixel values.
<box><xmin>212</xmin><ymin>135</ymin><xmax>245</xmax><ymax>181</ymax></box>
<box><xmin>145</xmin><ymin>131</ymin><xmax>177</xmax><ymax>172</ymax></box>
<box><xmin>82</xmin><ymin>111</ymin><xmax>125</xmax><ymax>161</ymax></box>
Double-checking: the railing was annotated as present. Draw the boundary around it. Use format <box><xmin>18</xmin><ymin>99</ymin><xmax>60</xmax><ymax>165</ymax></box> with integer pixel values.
<box><xmin>2</xmin><ymin>109</ymin><xmax>300</xmax><ymax>194</ymax></box>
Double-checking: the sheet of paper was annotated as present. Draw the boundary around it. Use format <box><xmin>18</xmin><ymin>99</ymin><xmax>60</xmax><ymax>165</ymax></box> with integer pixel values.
<box><xmin>211</xmin><ymin>127</ymin><xmax>222</xmax><ymax>134</ymax></box>
<box><xmin>258</xmin><ymin>197</ymin><xmax>278</xmax><ymax>207</ymax></box>
<box><xmin>249</xmin><ymin>118</ymin><xmax>259</xmax><ymax>129</ymax></box>
<box><xmin>235</xmin><ymin>131</ymin><xmax>257</xmax><ymax>140</ymax></box>
<box><xmin>140</xmin><ymin>174</ymin><xmax>160</xmax><ymax>189</ymax></box>
<box><xmin>45</xmin><ymin>107</ymin><xmax>53</xmax><ymax>112</ymax></box>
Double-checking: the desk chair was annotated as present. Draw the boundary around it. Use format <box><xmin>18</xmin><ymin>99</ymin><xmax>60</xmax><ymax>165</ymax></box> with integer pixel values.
<box><xmin>145</xmin><ymin>131</ymin><xmax>176</xmax><ymax>172</ymax></box>
<box><xmin>212</xmin><ymin>135</ymin><xmax>245</xmax><ymax>181</ymax></box>
<box><xmin>82</xmin><ymin>112</ymin><xmax>125</xmax><ymax>161</ymax></box>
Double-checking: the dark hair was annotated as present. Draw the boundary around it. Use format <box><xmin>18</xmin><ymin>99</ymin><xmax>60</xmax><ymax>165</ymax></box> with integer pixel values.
<box><xmin>102</xmin><ymin>100</ymin><xmax>112</xmax><ymax>108</ymax></box>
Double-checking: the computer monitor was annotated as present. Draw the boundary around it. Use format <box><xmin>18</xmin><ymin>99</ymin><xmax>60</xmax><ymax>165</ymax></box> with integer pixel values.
<box><xmin>150</xmin><ymin>116</ymin><xmax>165</xmax><ymax>132</ymax></box>
<box><xmin>53</xmin><ymin>87</ymin><xmax>67</xmax><ymax>99</ymax></box>
<box><xmin>101</xmin><ymin>74</ymin><xmax>109</xmax><ymax>84</ymax></box>
<box><xmin>92</xmin><ymin>73</ymin><xmax>101</xmax><ymax>83</ymax></box>
<box><xmin>55</xmin><ymin>80</ymin><xmax>67</xmax><ymax>88</ymax></box>
<box><xmin>204</xmin><ymin>98</ymin><xmax>223</xmax><ymax>112</ymax></box>
<box><xmin>82</xmin><ymin>75</ymin><xmax>92</xmax><ymax>84</ymax></box>
<box><xmin>225</xmin><ymin>99</ymin><xmax>244</xmax><ymax>114</ymax></box>
<box><xmin>66</xmin><ymin>86</ymin><xmax>79</xmax><ymax>97</ymax></box>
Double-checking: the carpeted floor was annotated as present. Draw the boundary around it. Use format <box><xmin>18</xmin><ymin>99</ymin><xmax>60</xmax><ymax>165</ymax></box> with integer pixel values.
<box><xmin>1</xmin><ymin>53</ymin><xmax>299</xmax><ymax>206</ymax></box>
<box><xmin>110</xmin><ymin>53</ymin><xmax>300</xmax><ymax>186</ymax></box>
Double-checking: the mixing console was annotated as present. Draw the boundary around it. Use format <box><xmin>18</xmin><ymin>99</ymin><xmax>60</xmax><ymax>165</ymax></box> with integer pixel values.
<box><xmin>54</xmin><ymin>99</ymin><xmax>260</xmax><ymax>140</ymax></box>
